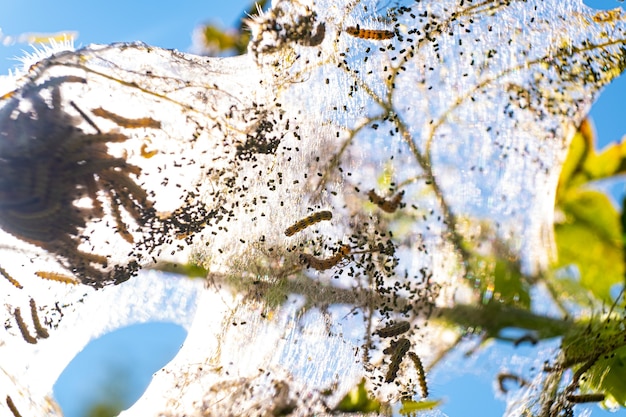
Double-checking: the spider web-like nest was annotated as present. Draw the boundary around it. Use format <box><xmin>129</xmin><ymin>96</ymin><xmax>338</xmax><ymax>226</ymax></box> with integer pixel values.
<box><xmin>0</xmin><ymin>0</ymin><xmax>625</xmax><ymax>415</ymax></box>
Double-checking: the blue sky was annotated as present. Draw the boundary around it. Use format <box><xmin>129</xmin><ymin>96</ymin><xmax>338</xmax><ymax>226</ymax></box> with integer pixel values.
<box><xmin>0</xmin><ymin>0</ymin><xmax>623</xmax><ymax>146</ymax></box>
<box><xmin>2</xmin><ymin>1</ymin><xmax>626</xmax><ymax>416</ymax></box>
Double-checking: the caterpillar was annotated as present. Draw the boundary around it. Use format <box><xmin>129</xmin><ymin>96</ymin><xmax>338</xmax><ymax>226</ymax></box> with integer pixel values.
<box><xmin>92</xmin><ymin>107</ymin><xmax>162</xmax><ymax>129</ymax></box>
<box><xmin>69</xmin><ymin>100</ymin><xmax>101</xmax><ymax>133</ymax></box>
<box><xmin>0</xmin><ymin>266</ymin><xmax>22</xmax><ymax>289</ymax></box>
<box><xmin>300</xmin><ymin>245</ymin><xmax>351</xmax><ymax>271</ymax></box>
<box><xmin>6</xmin><ymin>395</ymin><xmax>22</xmax><ymax>417</ymax></box>
<box><xmin>140</xmin><ymin>141</ymin><xmax>158</xmax><ymax>158</ymax></box>
<box><xmin>408</xmin><ymin>352</ymin><xmax>428</xmax><ymax>398</ymax></box>
<box><xmin>385</xmin><ymin>337</ymin><xmax>410</xmax><ymax>383</ymax></box>
<box><xmin>497</xmin><ymin>373</ymin><xmax>527</xmax><ymax>393</ymax></box>
<box><xmin>566</xmin><ymin>393</ymin><xmax>605</xmax><ymax>403</ymax></box>
<box><xmin>30</xmin><ymin>298</ymin><xmax>49</xmax><ymax>339</ymax></box>
<box><xmin>345</xmin><ymin>25</ymin><xmax>395</xmax><ymax>40</ymax></box>
<box><xmin>0</xmin><ymin>79</ymin><xmax>151</xmax><ymax>287</ymax></box>
<box><xmin>285</xmin><ymin>211</ymin><xmax>332</xmax><ymax>236</ymax></box>
<box><xmin>375</xmin><ymin>321</ymin><xmax>410</xmax><ymax>338</ymax></box>
<box><xmin>368</xmin><ymin>190</ymin><xmax>405</xmax><ymax>213</ymax></box>
<box><xmin>107</xmin><ymin>190</ymin><xmax>135</xmax><ymax>244</ymax></box>
<box><xmin>512</xmin><ymin>334</ymin><xmax>538</xmax><ymax>347</ymax></box>
<box><xmin>14</xmin><ymin>308</ymin><xmax>37</xmax><ymax>344</ymax></box>
<box><xmin>35</xmin><ymin>272</ymin><xmax>78</xmax><ymax>285</ymax></box>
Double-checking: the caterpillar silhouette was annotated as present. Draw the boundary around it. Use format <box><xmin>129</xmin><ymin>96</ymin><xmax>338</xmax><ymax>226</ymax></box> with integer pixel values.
<box><xmin>285</xmin><ymin>211</ymin><xmax>332</xmax><ymax>236</ymax></box>
<box><xmin>14</xmin><ymin>308</ymin><xmax>37</xmax><ymax>344</ymax></box>
<box><xmin>376</xmin><ymin>321</ymin><xmax>410</xmax><ymax>338</ymax></box>
<box><xmin>385</xmin><ymin>338</ymin><xmax>410</xmax><ymax>383</ymax></box>
<box><xmin>6</xmin><ymin>395</ymin><xmax>22</xmax><ymax>417</ymax></box>
<box><xmin>566</xmin><ymin>393</ymin><xmax>605</xmax><ymax>403</ymax></box>
<box><xmin>497</xmin><ymin>373</ymin><xmax>527</xmax><ymax>393</ymax></box>
<box><xmin>30</xmin><ymin>298</ymin><xmax>49</xmax><ymax>339</ymax></box>
<box><xmin>408</xmin><ymin>352</ymin><xmax>428</xmax><ymax>398</ymax></box>
<box><xmin>92</xmin><ymin>107</ymin><xmax>161</xmax><ymax>129</ymax></box>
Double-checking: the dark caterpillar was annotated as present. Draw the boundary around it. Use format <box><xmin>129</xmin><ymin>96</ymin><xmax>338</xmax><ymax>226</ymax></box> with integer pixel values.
<box><xmin>30</xmin><ymin>298</ymin><xmax>49</xmax><ymax>339</ymax></box>
<box><xmin>368</xmin><ymin>190</ymin><xmax>404</xmax><ymax>213</ymax></box>
<box><xmin>384</xmin><ymin>338</ymin><xmax>410</xmax><ymax>383</ymax></box>
<box><xmin>375</xmin><ymin>321</ymin><xmax>410</xmax><ymax>338</ymax></box>
<box><xmin>14</xmin><ymin>307</ymin><xmax>37</xmax><ymax>344</ymax></box>
<box><xmin>284</xmin><ymin>211</ymin><xmax>332</xmax><ymax>236</ymax></box>
<box><xmin>6</xmin><ymin>395</ymin><xmax>22</xmax><ymax>417</ymax></box>
<box><xmin>408</xmin><ymin>352</ymin><xmax>428</xmax><ymax>398</ymax></box>
<box><xmin>566</xmin><ymin>393</ymin><xmax>605</xmax><ymax>403</ymax></box>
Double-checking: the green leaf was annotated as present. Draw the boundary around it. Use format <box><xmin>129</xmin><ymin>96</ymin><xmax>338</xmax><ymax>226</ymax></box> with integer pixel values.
<box><xmin>555</xmin><ymin>189</ymin><xmax>624</xmax><ymax>303</ymax></box>
<box><xmin>557</xmin><ymin>118</ymin><xmax>626</xmax><ymax>195</ymax></box>
<box><xmin>493</xmin><ymin>257</ymin><xmax>531</xmax><ymax>308</ymax></box>
<box><xmin>466</xmin><ymin>254</ymin><xmax>530</xmax><ymax>310</ymax></box>
<box><xmin>201</xmin><ymin>24</ymin><xmax>244</xmax><ymax>53</ymax></box>
<box><xmin>587</xmin><ymin>347</ymin><xmax>626</xmax><ymax>407</ymax></box>
<box><xmin>560</xmin><ymin>189</ymin><xmax>622</xmax><ymax>243</ymax></box>
<box><xmin>622</xmin><ymin>195</ymin><xmax>626</xmax><ymax>255</ymax></box>
<box><xmin>335</xmin><ymin>379</ymin><xmax>381</xmax><ymax>413</ymax></box>
<box><xmin>398</xmin><ymin>399</ymin><xmax>442</xmax><ymax>416</ymax></box>
<box><xmin>557</xmin><ymin>120</ymin><xmax>590</xmax><ymax>195</ymax></box>
<box><xmin>584</xmin><ymin>346</ymin><xmax>626</xmax><ymax>407</ymax></box>
<box><xmin>584</xmin><ymin>140</ymin><xmax>626</xmax><ymax>180</ymax></box>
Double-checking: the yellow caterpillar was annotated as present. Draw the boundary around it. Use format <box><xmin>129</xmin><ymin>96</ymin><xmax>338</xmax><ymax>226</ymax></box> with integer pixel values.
<box><xmin>35</xmin><ymin>271</ymin><xmax>78</xmax><ymax>285</ymax></box>
<box><xmin>0</xmin><ymin>266</ymin><xmax>22</xmax><ymax>289</ymax></box>
<box><xmin>345</xmin><ymin>25</ymin><xmax>395</xmax><ymax>40</ymax></box>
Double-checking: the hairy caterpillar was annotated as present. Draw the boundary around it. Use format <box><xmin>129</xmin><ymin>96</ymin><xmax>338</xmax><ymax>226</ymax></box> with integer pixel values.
<box><xmin>0</xmin><ymin>266</ymin><xmax>22</xmax><ymax>289</ymax></box>
<box><xmin>566</xmin><ymin>393</ymin><xmax>606</xmax><ymax>403</ymax></box>
<box><xmin>345</xmin><ymin>25</ymin><xmax>395</xmax><ymax>40</ymax></box>
<box><xmin>140</xmin><ymin>141</ymin><xmax>158</xmax><ymax>158</ymax></box>
<box><xmin>107</xmin><ymin>189</ymin><xmax>135</xmax><ymax>244</ymax></box>
<box><xmin>0</xmin><ymin>81</ymin><xmax>155</xmax><ymax>287</ymax></box>
<box><xmin>408</xmin><ymin>352</ymin><xmax>428</xmax><ymax>398</ymax></box>
<box><xmin>375</xmin><ymin>321</ymin><xmax>410</xmax><ymax>338</ymax></box>
<box><xmin>368</xmin><ymin>190</ymin><xmax>405</xmax><ymax>213</ymax></box>
<box><xmin>14</xmin><ymin>308</ymin><xmax>37</xmax><ymax>344</ymax></box>
<box><xmin>300</xmin><ymin>245</ymin><xmax>351</xmax><ymax>271</ymax></box>
<box><xmin>29</xmin><ymin>298</ymin><xmax>49</xmax><ymax>339</ymax></box>
<box><xmin>284</xmin><ymin>211</ymin><xmax>332</xmax><ymax>236</ymax></box>
<box><xmin>512</xmin><ymin>334</ymin><xmax>538</xmax><ymax>347</ymax></box>
<box><xmin>6</xmin><ymin>395</ymin><xmax>22</xmax><ymax>417</ymax></box>
<box><xmin>92</xmin><ymin>107</ymin><xmax>162</xmax><ymax>129</ymax></box>
<box><xmin>35</xmin><ymin>272</ymin><xmax>78</xmax><ymax>285</ymax></box>
<box><xmin>497</xmin><ymin>373</ymin><xmax>528</xmax><ymax>393</ymax></box>
<box><xmin>385</xmin><ymin>337</ymin><xmax>410</xmax><ymax>383</ymax></box>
